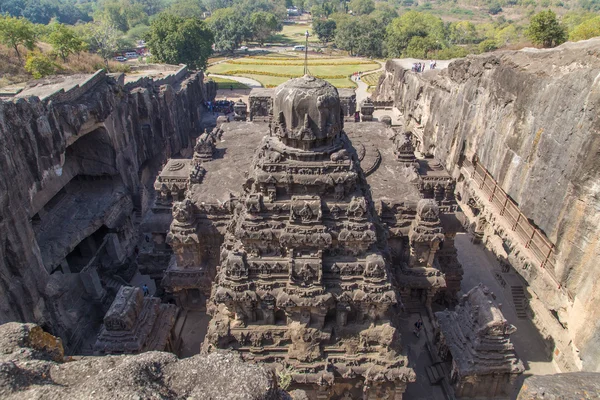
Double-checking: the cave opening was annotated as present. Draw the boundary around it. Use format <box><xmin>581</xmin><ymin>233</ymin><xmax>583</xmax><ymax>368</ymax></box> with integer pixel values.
<box><xmin>64</xmin><ymin>225</ymin><xmax>111</xmax><ymax>273</ymax></box>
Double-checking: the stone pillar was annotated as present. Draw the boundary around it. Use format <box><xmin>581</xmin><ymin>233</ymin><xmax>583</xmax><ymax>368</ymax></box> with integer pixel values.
<box><xmin>106</xmin><ymin>233</ymin><xmax>126</xmax><ymax>263</ymax></box>
<box><xmin>80</xmin><ymin>268</ymin><xmax>106</xmax><ymax>302</ymax></box>
<box><xmin>394</xmin><ymin>382</ymin><xmax>407</xmax><ymax>400</ymax></box>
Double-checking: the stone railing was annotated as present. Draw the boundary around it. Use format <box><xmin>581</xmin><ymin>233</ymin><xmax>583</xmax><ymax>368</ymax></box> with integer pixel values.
<box><xmin>46</xmin><ymin>70</ymin><xmax>107</xmax><ymax>104</ymax></box>
<box><xmin>462</xmin><ymin>158</ymin><xmax>564</xmax><ymax>295</ymax></box>
<box><xmin>123</xmin><ymin>65</ymin><xmax>189</xmax><ymax>92</ymax></box>
<box><xmin>153</xmin><ymin>65</ymin><xmax>188</xmax><ymax>87</ymax></box>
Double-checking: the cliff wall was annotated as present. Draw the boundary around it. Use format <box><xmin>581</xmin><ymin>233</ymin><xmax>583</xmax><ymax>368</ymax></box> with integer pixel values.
<box><xmin>374</xmin><ymin>38</ymin><xmax>600</xmax><ymax>371</ymax></box>
<box><xmin>0</xmin><ymin>70</ymin><xmax>209</xmax><ymax>349</ymax></box>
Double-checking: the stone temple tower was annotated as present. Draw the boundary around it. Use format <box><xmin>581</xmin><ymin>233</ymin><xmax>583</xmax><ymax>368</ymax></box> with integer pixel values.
<box><xmin>203</xmin><ymin>76</ymin><xmax>415</xmax><ymax>399</ymax></box>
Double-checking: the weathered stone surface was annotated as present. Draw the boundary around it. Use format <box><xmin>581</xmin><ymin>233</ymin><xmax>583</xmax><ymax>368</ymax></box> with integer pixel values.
<box><xmin>0</xmin><ymin>70</ymin><xmax>209</xmax><ymax>352</ymax></box>
<box><xmin>0</xmin><ymin>322</ymin><xmax>279</xmax><ymax>400</ymax></box>
<box><xmin>375</xmin><ymin>38</ymin><xmax>600</xmax><ymax>371</ymax></box>
<box><xmin>436</xmin><ymin>284</ymin><xmax>524</xmax><ymax>397</ymax></box>
<box><xmin>516</xmin><ymin>372</ymin><xmax>600</xmax><ymax>399</ymax></box>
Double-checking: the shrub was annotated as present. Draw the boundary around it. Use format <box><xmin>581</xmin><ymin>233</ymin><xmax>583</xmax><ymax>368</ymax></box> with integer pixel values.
<box><xmin>25</xmin><ymin>52</ymin><xmax>57</xmax><ymax>79</ymax></box>
<box><xmin>479</xmin><ymin>39</ymin><xmax>498</xmax><ymax>53</ymax></box>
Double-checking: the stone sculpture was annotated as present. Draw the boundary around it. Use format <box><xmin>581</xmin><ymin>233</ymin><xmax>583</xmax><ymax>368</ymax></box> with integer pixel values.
<box><xmin>435</xmin><ymin>284</ymin><xmax>524</xmax><ymax>397</ymax></box>
<box><xmin>94</xmin><ymin>286</ymin><xmax>177</xmax><ymax>354</ymax></box>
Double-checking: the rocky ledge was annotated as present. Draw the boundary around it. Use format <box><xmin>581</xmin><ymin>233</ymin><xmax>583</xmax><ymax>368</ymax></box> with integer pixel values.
<box><xmin>0</xmin><ymin>323</ymin><xmax>281</xmax><ymax>400</ymax></box>
<box><xmin>374</xmin><ymin>38</ymin><xmax>600</xmax><ymax>371</ymax></box>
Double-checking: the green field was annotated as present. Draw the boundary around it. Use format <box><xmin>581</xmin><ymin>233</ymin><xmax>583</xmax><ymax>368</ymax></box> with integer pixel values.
<box><xmin>207</xmin><ymin>56</ymin><xmax>378</xmax><ymax>88</ymax></box>
<box><xmin>206</xmin><ymin>76</ymin><xmax>250</xmax><ymax>89</ymax></box>
<box><xmin>361</xmin><ymin>72</ymin><xmax>383</xmax><ymax>88</ymax></box>
<box><xmin>267</xmin><ymin>23</ymin><xmax>320</xmax><ymax>45</ymax></box>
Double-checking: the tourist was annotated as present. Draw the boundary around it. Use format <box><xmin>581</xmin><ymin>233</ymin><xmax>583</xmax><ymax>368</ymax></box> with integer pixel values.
<box><xmin>413</xmin><ymin>318</ymin><xmax>423</xmax><ymax>337</ymax></box>
<box><xmin>142</xmin><ymin>284</ymin><xmax>149</xmax><ymax>296</ymax></box>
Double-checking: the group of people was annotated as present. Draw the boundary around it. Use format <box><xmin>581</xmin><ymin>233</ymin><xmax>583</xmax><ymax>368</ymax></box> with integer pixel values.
<box><xmin>205</xmin><ymin>99</ymin><xmax>234</xmax><ymax>115</ymax></box>
<box><xmin>411</xmin><ymin>60</ymin><xmax>437</xmax><ymax>72</ymax></box>
<box><xmin>352</xmin><ymin>71</ymin><xmax>363</xmax><ymax>81</ymax></box>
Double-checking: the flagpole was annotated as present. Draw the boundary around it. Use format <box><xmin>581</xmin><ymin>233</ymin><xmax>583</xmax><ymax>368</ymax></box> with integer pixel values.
<box><xmin>304</xmin><ymin>30</ymin><xmax>309</xmax><ymax>75</ymax></box>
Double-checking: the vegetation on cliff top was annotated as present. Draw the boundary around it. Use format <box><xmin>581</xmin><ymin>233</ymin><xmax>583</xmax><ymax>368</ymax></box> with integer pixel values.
<box><xmin>0</xmin><ymin>0</ymin><xmax>599</xmax><ymax>86</ymax></box>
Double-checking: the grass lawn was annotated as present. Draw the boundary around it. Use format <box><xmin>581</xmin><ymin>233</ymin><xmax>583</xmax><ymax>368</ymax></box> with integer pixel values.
<box><xmin>206</xmin><ymin>53</ymin><xmax>376</xmax><ymax>88</ymax></box>
<box><xmin>268</xmin><ymin>23</ymin><xmax>320</xmax><ymax>45</ymax></box>
<box><xmin>233</xmin><ymin>73</ymin><xmax>356</xmax><ymax>88</ymax></box>
<box><xmin>207</xmin><ymin>59</ymin><xmax>379</xmax><ymax>78</ymax></box>
<box><xmin>206</xmin><ymin>76</ymin><xmax>250</xmax><ymax>89</ymax></box>
<box><xmin>228</xmin><ymin>57</ymin><xmax>377</xmax><ymax>66</ymax></box>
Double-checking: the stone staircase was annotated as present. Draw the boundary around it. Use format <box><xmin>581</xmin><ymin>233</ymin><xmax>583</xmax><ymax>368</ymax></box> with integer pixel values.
<box><xmin>426</xmin><ymin>362</ymin><xmax>450</xmax><ymax>385</ymax></box>
<box><xmin>511</xmin><ymin>285</ymin><xmax>528</xmax><ymax>319</ymax></box>
<box><xmin>504</xmin><ymin>274</ymin><xmax>528</xmax><ymax>319</ymax></box>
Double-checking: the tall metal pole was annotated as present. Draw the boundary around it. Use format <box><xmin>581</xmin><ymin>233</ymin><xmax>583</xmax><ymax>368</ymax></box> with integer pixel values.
<box><xmin>304</xmin><ymin>30</ymin><xmax>309</xmax><ymax>75</ymax></box>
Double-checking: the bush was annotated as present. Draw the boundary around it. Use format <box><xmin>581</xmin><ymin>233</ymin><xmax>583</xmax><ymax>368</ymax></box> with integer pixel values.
<box><xmin>479</xmin><ymin>39</ymin><xmax>498</xmax><ymax>53</ymax></box>
<box><xmin>432</xmin><ymin>45</ymin><xmax>470</xmax><ymax>59</ymax></box>
<box><xmin>488</xmin><ymin>2</ymin><xmax>503</xmax><ymax>14</ymax></box>
<box><xmin>25</xmin><ymin>52</ymin><xmax>57</xmax><ymax>79</ymax></box>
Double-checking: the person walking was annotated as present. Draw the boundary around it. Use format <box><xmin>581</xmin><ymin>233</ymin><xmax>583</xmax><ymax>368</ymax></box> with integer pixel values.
<box><xmin>142</xmin><ymin>284</ymin><xmax>149</xmax><ymax>296</ymax></box>
<box><xmin>414</xmin><ymin>318</ymin><xmax>423</xmax><ymax>337</ymax></box>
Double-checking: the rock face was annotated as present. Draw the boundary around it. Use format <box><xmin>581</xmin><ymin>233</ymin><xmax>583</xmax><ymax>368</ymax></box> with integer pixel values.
<box><xmin>374</xmin><ymin>39</ymin><xmax>600</xmax><ymax>371</ymax></box>
<box><xmin>0</xmin><ymin>70</ymin><xmax>210</xmax><ymax>352</ymax></box>
<box><xmin>0</xmin><ymin>322</ymin><xmax>280</xmax><ymax>400</ymax></box>
<box><xmin>517</xmin><ymin>372</ymin><xmax>600</xmax><ymax>400</ymax></box>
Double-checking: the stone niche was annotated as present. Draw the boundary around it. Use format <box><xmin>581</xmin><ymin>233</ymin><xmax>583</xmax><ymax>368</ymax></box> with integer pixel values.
<box><xmin>94</xmin><ymin>286</ymin><xmax>178</xmax><ymax>354</ymax></box>
<box><xmin>435</xmin><ymin>284</ymin><xmax>524</xmax><ymax>398</ymax></box>
<box><xmin>249</xmin><ymin>88</ymin><xmax>274</xmax><ymax>121</ymax></box>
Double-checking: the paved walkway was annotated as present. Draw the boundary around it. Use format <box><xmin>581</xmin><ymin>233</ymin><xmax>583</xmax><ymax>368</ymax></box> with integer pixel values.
<box><xmin>352</xmin><ymin>60</ymin><xmax>384</xmax><ymax>105</ymax></box>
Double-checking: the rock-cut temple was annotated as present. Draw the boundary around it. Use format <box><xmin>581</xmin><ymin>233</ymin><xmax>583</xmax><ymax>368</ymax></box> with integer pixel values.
<box><xmin>143</xmin><ymin>75</ymin><xmax>471</xmax><ymax>398</ymax></box>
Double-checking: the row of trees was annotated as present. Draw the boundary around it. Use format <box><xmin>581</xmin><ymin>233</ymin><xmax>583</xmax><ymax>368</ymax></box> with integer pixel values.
<box><xmin>312</xmin><ymin>8</ymin><xmax>597</xmax><ymax>59</ymax></box>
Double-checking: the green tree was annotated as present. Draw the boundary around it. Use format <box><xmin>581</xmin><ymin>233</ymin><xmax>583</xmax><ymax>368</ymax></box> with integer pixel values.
<box><xmin>526</xmin><ymin>10</ymin><xmax>567</xmax><ymax>47</ymax></box>
<box><xmin>312</xmin><ymin>18</ymin><xmax>336</xmax><ymax>44</ymax></box>
<box><xmin>334</xmin><ymin>15</ymin><xmax>360</xmax><ymax>55</ymax></box>
<box><xmin>405</xmin><ymin>36</ymin><xmax>441</xmax><ymax>58</ymax></box>
<box><xmin>90</xmin><ymin>21</ymin><xmax>121</xmax><ymax>69</ymax></box>
<box><xmin>349</xmin><ymin>0</ymin><xmax>375</xmax><ymax>15</ymax></box>
<box><xmin>385</xmin><ymin>11</ymin><xmax>445</xmax><ymax>58</ymax></box>
<box><xmin>207</xmin><ymin>7</ymin><xmax>251</xmax><ymax>53</ymax></box>
<box><xmin>449</xmin><ymin>21</ymin><xmax>479</xmax><ymax>44</ymax></box>
<box><xmin>168</xmin><ymin>0</ymin><xmax>206</xmax><ymax>18</ymax></box>
<box><xmin>334</xmin><ymin>15</ymin><xmax>385</xmax><ymax>57</ymax></box>
<box><xmin>495</xmin><ymin>24</ymin><xmax>519</xmax><ymax>47</ymax></box>
<box><xmin>25</xmin><ymin>51</ymin><xmax>57</xmax><ymax>78</ymax></box>
<box><xmin>96</xmin><ymin>0</ymin><xmax>149</xmax><ymax>32</ymax></box>
<box><xmin>47</xmin><ymin>23</ymin><xmax>87</xmax><ymax>62</ymax></box>
<box><xmin>0</xmin><ymin>14</ymin><xmax>36</xmax><ymax>61</ymax></box>
<box><xmin>146</xmin><ymin>13</ymin><xmax>213</xmax><ymax>69</ymax></box>
<box><xmin>569</xmin><ymin>16</ymin><xmax>600</xmax><ymax>41</ymax></box>
<box><xmin>250</xmin><ymin>11</ymin><xmax>281</xmax><ymax>46</ymax></box>
<box><xmin>370</xmin><ymin>3</ymin><xmax>398</xmax><ymax>26</ymax></box>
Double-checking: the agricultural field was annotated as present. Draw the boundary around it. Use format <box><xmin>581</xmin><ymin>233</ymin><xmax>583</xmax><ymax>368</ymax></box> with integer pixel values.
<box><xmin>207</xmin><ymin>54</ymin><xmax>379</xmax><ymax>88</ymax></box>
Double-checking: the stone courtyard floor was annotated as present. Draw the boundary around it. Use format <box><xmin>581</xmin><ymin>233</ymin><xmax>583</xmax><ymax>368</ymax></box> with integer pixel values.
<box><xmin>455</xmin><ymin>232</ymin><xmax>558</xmax><ymax>377</ymax></box>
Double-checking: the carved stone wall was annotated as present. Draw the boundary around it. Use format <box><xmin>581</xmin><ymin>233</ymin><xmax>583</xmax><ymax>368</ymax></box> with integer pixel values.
<box><xmin>374</xmin><ymin>39</ymin><xmax>600</xmax><ymax>372</ymax></box>
<box><xmin>0</xmin><ymin>71</ymin><xmax>209</xmax><ymax>352</ymax></box>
